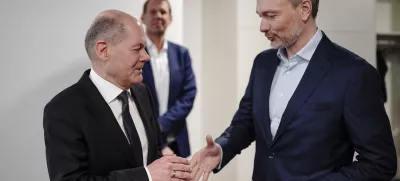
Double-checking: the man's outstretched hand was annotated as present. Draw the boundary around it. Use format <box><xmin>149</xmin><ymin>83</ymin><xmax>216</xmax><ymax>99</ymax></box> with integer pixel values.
<box><xmin>189</xmin><ymin>135</ymin><xmax>222</xmax><ymax>181</ymax></box>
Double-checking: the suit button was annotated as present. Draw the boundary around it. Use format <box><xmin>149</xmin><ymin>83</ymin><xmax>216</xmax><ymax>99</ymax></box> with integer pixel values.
<box><xmin>269</xmin><ymin>153</ymin><xmax>275</xmax><ymax>158</ymax></box>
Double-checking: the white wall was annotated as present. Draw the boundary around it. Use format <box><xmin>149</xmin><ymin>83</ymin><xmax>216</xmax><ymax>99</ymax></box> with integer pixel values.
<box><xmin>376</xmin><ymin>0</ymin><xmax>392</xmax><ymax>33</ymax></box>
<box><xmin>199</xmin><ymin>1</ymin><xmax>240</xmax><ymax>180</ymax></box>
<box><xmin>182</xmin><ymin>0</ymin><xmax>203</xmax><ymax>158</ymax></box>
<box><xmin>236</xmin><ymin>0</ymin><xmax>271</xmax><ymax>180</ymax></box>
<box><xmin>0</xmin><ymin>0</ymin><xmax>184</xmax><ymax>180</ymax></box>
<box><xmin>318</xmin><ymin>0</ymin><xmax>376</xmax><ymax>66</ymax></box>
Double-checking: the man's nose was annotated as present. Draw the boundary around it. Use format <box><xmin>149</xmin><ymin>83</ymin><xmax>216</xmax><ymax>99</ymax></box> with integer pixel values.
<box><xmin>154</xmin><ymin>11</ymin><xmax>162</xmax><ymax>19</ymax></box>
<box><xmin>260</xmin><ymin>18</ymin><xmax>271</xmax><ymax>33</ymax></box>
<box><xmin>142</xmin><ymin>50</ymin><xmax>150</xmax><ymax>62</ymax></box>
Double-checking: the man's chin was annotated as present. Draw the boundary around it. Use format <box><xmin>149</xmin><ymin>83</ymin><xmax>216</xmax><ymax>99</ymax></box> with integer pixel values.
<box><xmin>150</xmin><ymin>29</ymin><xmax>166</xmax><ymax>36</ymax></box>
<box><xmin>134</xmin><ymin>77</ymin><xmax>143</xmax><ymax>85</ymax></box>
<box><xmin>270</xmin><ymin>42</ymin><xmax>284</xmax><ymax>49</ymax></box>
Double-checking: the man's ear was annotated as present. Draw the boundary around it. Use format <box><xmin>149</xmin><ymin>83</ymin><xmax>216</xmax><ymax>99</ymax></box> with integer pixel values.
<box><xmin>300</xmin><ymin>0</ymin><xmax>312</xmax><ymax>21</ymax></box>
<box><xmin>168</xmin><ymin>13</ymin><xmax>173</xmax><ymax>25</ymax></box>
<box><xmin>95</xmin><ymin>40</ymin><xmax>109</xmax><ymax>62</ymax></box>
<box><xmin>141</xmin><ymin>14</ymin><xmax>145</xmax><ymax>23</ymax></box>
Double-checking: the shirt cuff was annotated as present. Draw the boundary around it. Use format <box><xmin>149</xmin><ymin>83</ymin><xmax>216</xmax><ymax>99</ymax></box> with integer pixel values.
<box><xmin>144</xmin><ymin>166</ymin><xmax>152</xmax><ymax>181</ymax></box>
<box><xmin>216</xmin><ymin>143</ymin><xmax>223</xmax><ymax>170</ymax></box>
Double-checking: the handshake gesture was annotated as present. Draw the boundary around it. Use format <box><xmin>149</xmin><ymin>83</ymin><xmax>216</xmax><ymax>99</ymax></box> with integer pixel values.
<box><xmin>148</xmin><ymin>135</ymin><xmax>222</xmax><ymax>181</ymax></box>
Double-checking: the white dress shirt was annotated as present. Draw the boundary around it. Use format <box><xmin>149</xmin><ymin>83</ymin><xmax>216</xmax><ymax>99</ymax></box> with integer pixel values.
<box><xmin>89</xmin><ymin>69</ymin><xmax>152</xmax><ymax>181</ymax></box>
<box><xmin>269</xmin><ymin>29</ymin><xmax>323</xmax><ymax>139</ymax></box>
<box><xmin>146</xmin><ymin>36</ymin><xmax>170</xmax><ymax>116</ymax></box>
<box><xmin>146</xmin><ymin>37</ymin><xmax>176</xmax><ymax>143</ymax></box>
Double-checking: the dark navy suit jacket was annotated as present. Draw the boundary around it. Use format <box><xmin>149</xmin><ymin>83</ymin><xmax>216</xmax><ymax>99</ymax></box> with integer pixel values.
<box><xmin>142</xmin><ymin>42</ymin><xmax>196</xmax><ymax>158</ymax></box>
<box><xmin>215</xmin><ymin>33</ymin><xmax>397</xmax><ymax>181</ymax></box>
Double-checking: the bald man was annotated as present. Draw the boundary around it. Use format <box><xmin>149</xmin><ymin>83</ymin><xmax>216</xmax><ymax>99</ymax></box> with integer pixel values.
<box><xmin>43</xmin><ymin>10</ymin><xmax>192</xmax><ymax>181</ymax></box>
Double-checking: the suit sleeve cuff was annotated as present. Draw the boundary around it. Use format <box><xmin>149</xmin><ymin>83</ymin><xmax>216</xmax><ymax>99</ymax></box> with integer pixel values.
<box><xmin>159</xmin><ymin>117</ymin><xmax>171</xmax><ymax>134</ymax></box>
<box><xmin>216</xmin><ymin>143</ymin><xmax>223</xmax><ymax>170</ymax></box>
<box><xmin>161</xmin><ymin>142</ymin><xmax>168</xmax><ymax>149</ymax></box>
<box><xmin>144</xmin><ymin>167</ymin><xmax>152</xmax><ymax>181</ymax></box>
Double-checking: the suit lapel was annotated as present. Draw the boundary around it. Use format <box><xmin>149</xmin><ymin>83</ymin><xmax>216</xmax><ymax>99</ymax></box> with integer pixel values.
<box><xmin>79</xmin><ymin>70</ymin><xmax>137</xmax><ymax>167</ymax></box>
<box><xmin>167</xmin><ymin>42</ymin><xmax>179</xmax><ymax>108</ymax></box>
<box><xmin>272</xmin><ymin>36</ymin><xmax>332</xmax><ymax>145</ymax></box>
<box><xmin>143</xmin><ymin>47</ymin><xmax>160</xmax><ymax>117</ymax></box>
<box><xmin>260</xmin><ymin>55</ymin><xmax>280</xmax><ymax>147</ymax></box>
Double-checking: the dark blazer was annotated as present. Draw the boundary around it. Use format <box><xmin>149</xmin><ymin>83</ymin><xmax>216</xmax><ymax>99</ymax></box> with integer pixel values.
<box><xmin>214</xmin><ymin>33</ymin><xmax>397</xmax><ymax>181</ymax></box>
<box><xmin>142</xmin><ymin>42</ymin><xmax>196</xmax><ymax>158</ymax></box>
<box><xmin>43</xmin><ymin>69</ymin><xmax>162</xmax><ymax>181</ymax></box>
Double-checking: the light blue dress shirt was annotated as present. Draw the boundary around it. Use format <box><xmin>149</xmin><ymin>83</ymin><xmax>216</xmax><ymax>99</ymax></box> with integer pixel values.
<box><xmin>269</xmin><ymin>29</ymin><xmax>323</xmax><ymax>139</ymax></box>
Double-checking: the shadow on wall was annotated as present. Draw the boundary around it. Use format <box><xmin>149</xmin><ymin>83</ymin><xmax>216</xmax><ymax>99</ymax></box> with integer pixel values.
<box><xmin>0</xmin><ymin>58</ymin><xmax>90</xmax><ymax>181</ymax></box>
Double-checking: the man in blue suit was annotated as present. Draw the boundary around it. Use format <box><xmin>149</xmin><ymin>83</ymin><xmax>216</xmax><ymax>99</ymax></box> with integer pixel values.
<box><xmin>190</xmin><ymin>0</ymin><xmax>397</xmax><ymax>180</ymax></box>
<box><xmin>141</xmin><ymin>0</ymin><xmax>196</xmax><ymax>158</ymax></box>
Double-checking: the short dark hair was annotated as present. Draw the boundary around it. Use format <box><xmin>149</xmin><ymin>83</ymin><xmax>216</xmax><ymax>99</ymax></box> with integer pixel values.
<box><xmin>142</xmin><ymin>0</ymin><xmax>172</xmax><ymax>15</ymax></box>
<box><xmin>290</xmin><ymin>0</ymin><xmax>319</xmax><ymax>19</ymax></box>
<box><xmin>84</xmin><ymin>16</ymin><xmax>126</xmax><ymax>61</ymax></box>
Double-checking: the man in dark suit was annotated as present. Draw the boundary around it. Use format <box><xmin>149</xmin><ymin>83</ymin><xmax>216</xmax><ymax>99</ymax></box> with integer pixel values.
<box><xmin>189</xmin><ymin>0</ymin><xmax>397</xmax><ymax>180</ymax></box>
<box><xmin>43</xmin><ymin>9</ymin><xmax>192</xmax><ymax>181</ymax></box>
<box><xmin>140</xmin><ymin>0</ymin><xmax>197</xmax><ymax>158</ymax></box>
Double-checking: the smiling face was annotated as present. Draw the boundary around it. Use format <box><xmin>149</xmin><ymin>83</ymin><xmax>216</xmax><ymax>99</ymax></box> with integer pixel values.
<box><xmin>257</xmin><ymin>0</ymin><xmax>304</xmax><ymax>49</ymax></box>
<box><xmin>141</xmin><ymin>0</ymin><xmax>172</xmax><ymax>36</ymax></box>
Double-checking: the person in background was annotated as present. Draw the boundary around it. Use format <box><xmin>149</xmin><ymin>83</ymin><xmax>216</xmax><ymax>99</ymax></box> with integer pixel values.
<box><xmin>141</xmin><ymin>0</ymin><xmax>197</xmax><ymax>158</ymax></box>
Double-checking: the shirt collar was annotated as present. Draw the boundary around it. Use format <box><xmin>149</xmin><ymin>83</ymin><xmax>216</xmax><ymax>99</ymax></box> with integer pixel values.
<box><xmin>277</xmin><ymin>28</ymin><xmax>323</xmax><ymax>62</ymax></box>
<box><xmin>146</xmin><ymin>36</ymin><xmax>168</xmax><ymax>54</ymax></box>
<box><xmin>89</xmin><ymin>68</ymin><xmax>131</xmax><ymax>104</ymax></box>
